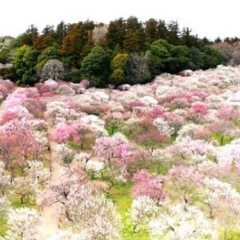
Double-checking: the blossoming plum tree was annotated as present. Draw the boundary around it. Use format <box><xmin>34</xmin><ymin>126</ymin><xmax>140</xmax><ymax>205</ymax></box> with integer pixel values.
<box><xmin>5</xmin><ymin>208</ymin><xmax>43</xmax><ymax>240</ymax></box>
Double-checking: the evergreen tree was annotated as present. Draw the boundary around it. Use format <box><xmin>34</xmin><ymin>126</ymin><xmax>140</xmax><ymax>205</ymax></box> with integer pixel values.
<box><xmin>145</xmin><ymin>18</ymin><xmax>158</xmax><ymax>46</ymax></box>
<box><xmin>187</xmin><ymin>46</ymin><xmax>205</xmax><ymax>70</ymax></box>
<box><xmin>105</xmin><ymin>18</ymin><xmax>126</xmax><ymax>50</ymax></box>
<box><xmin>54</xmin><ymin>21</ymin><xmax>68</xmax><ymax>45</ymax></box>
<box><xmin>202</xmin><ymin>46</ymin><xmax>227</xmax><ymax>69</ymax></box>
<box><xmin>167</xmin><ymin>21</ymin><xmax>180</xmax><ymax>45</ymax></box>
<box><xmin>156</xmin><ymin>20</ymin><xmax>169</xmax><ymax>40</ymax></box>
<box><xmin>181</xmin><ymin>27</ymin><xmax>199</xmax><ymax>47</ymax></box>
<box><xmin>123</xmin><ymin>16</ymin><xmax>146</xmax><ymax>53</ymax></box>
<box><xmin>42</xmin><ymin>25</ymin><xmax>55</xmax><ymax>37</ymax></box>
<box><xmin>81</xmin><ymin>46</ymin><xmax>111</xmax><ymax>87</ymax></box>
<box><xmin>12</xmin><ymin>45</ymin><xmax>39</xmax><ymax>85</ymax></box>
<box><xmin>61</xmin><ymin>21</ymin><xmax>95</xmax><ymax>68</ymax></box>
<box><xmin>35</xmin><ymin>43</ymin><xmax>61</xmax><ymax>72</ymax></box>
<box><xmin>214</xmin><ymin>37</ymin><xmax>222</xmax><ymax>43</ymax></box>
<box><xmin>167</xmin><ymin>45</ymin><xmax>189</xmax><ymax>73</ymax></box>
<box><xmin>147</xmin><ymin>39</ymin><xmax>172</xmax><ymax>77</ymax></box>
<box><xmin>19</xmin><ymin>25</ymin><xmax>39</xmax><ymax>47</ymax></box>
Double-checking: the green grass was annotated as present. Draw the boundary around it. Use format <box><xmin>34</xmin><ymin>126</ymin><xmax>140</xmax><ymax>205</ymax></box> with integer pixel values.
<box><xmin>68</xmin><ymin>140</ymin><xmax>93</xmax><ymax>151</ymax></box>
<box><xmin>211</xmin><ymin>133</ymin><xmax>233</xmax><ymax>145</ymax></box>
<box><xmin>108</xmin><ymin>182</ymin><xmax>149</xmax><ymax>240</ymax></box>
<box><xmin>106</xmin><ymin>121</ymin><xmax>121</xmax><ymax>136</ymax></box>
<box><xmin>218</xmin><ymin>228</ymin><xmax>240</xmax><ymax>240</ymax></box>
<box><xmin>0</xmin><ymin>220</ymin><xmax>7</xmax><ymax>237</ymax></box>
<box><xmin>147</xmin><ymin>160</ymin><xmax>172</xmax><ymax>175</ymax></box>
<box><xmin>8</xmin><ymin>194</ymin><xmax>36</xmax><ymax>209</ymax></box>
<box><xmin>0</xmin><ymin>195</ymin><xmax>36</xmax><ymax>237</ymax></box>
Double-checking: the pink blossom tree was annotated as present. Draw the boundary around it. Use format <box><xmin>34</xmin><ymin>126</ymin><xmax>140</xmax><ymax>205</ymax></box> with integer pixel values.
<box><xmin>0</xmin><ymin>118</ymin><xmax>45</xmax><ymax>176</ymax></box>
<box><xmin>166</xmin><ymin>165</ymin><xmax>205</xmax><ymax>207</ymax></box>
<box><xmin>51</xmin><ymin>123</ymin><xmax>80</xmax><ymax>143</ymax></box>
<box><xmin>92</xmin><ymin>133</ymin><xmax>134</xmax><ymax>190</ymax></box>
<box><xmin>132</xmin><ymin>169</ymin><xmax>165</xmax><ymax>202</ymax></box>
<box><xmin>22</xmin><ymin>98</ymin><xmax>46</xmax><ymax>119</ymax></box>
<box><xmin>0</xmin><ymin>134</ymin><xmax>24</xmax><ymax>180</ymax></box>
<box><xmin>0</xmin><ymin>106</ymin><xmax>33</xmax><ymax>125</ymax></box>
<box><xmin>127</xmin><ymin>117</ymin><xmax>170</xmax><ymax>152</ymax></box>
<box><xmin>51</xmin><ymin>122</ymin><xmax>95</xmax><ymax>150</ymax></box>
<box><xmin>207</xmin><ymin>120</ymin><xmax>240</xmax><ymax>145</ymax></box>
<box><xmin>186</xmin><ymin>102</ymin><xmax>208</xmax><ymax>123</ymax></box>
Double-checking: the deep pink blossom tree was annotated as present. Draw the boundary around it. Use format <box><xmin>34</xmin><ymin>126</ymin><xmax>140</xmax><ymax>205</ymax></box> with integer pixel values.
<box><xmin>186</xmin><ymin>102</ymin><xmax>208</xmax><ymax>123</ymax></box>
<box><xmin>51</xmin><ymin>123</ymin><xmax>80</xmax><ymax>143</ymax></box>
<box><xmin>0</xmin><ymin>118</ymin><xmax>44</xmax><ymax>161</ymax></box>
<box><xmin>0</xmin><ymin>134</ymin><xmax>24</xmax><ymax>180</ymax></box>
<box><xmin>127</xmin><ymin>117</ymin><xmax>170</xmax><ymax>152</ymax></box>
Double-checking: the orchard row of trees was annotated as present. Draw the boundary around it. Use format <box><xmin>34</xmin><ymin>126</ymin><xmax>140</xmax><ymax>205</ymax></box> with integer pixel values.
<box><xmin>0</xmin><ymin>16</ymin><xmax>230</xmax><ymax>87</ymax></box>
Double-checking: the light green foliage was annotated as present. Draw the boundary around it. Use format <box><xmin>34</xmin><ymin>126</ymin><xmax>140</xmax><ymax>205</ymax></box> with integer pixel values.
<box><xmin>106</xmin><ymin>121</ymin><xmax>121</xmax><ymax>136</ymax></box>
<box><xmin>8</xmin><ymin>36</ymin><xmax>22</xmax><ymax>49</ymax></box>
<box><xmin>0</xmin><ymin>221</ymin><xmax>7</xmax><ymax>237</ymax></box>
<box><xmin>110</xmin><ymin>53</ymin><xmax>129</xmax><ymax>85</ymax></box>
<box><xmin>0</xmin><ymin>47</ymin><xmax>11</xmax><ymax>64</ymax></box>
<box><xmin>108</xmin><ymin>182</ymin><xmax>149</xmax><ymax>240</ymax></box>
<box><xmin>111</xmin><ymin>53</ymin><xmax>129</xmax><ymax>70</ymax></box>
<box><xmin>219</xmin><ymin>229</ymin><xmax>240</xmax><ymax>240</ymax></box>
<box><xmin>211</xmin><ymin>132</ymin><xmax>233</xmax><ymax>146</ymax></box>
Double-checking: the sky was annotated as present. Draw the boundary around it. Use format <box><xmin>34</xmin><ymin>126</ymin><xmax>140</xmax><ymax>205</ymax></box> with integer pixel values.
<box><xmin>0</xmin><ymin>0</ymin><xmax>239</xmax><ymax>40</ymax></box>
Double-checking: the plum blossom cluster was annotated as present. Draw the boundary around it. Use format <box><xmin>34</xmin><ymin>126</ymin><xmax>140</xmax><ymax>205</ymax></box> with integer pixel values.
<box><xmin>37</xmin><ymin>168</ymin><xmax>122</xmax><ymax>239</ymax></box>
<box><xmin>148</xmin><ymin>203</ymin><xmax>218</xmax><ymax>240</ymax></box>
<box><xmin>1</xmin><ymin>65</ymin><xmax>240</xmax><ymax>238</ymax></box>
<box><xmin>5</xmin><ymin>207</ymin><xmax>43</xmax><ymax>240</ymax></box>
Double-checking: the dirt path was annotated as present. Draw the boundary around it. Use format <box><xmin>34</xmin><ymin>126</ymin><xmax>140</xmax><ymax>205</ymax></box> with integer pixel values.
<box><xmin>39</xmin><ymin>123</ymin><xmax>63</xmax><ymax>239</ymax></box>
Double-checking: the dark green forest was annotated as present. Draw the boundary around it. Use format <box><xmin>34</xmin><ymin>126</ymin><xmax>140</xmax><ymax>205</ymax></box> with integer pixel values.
<box><xmin>0</xmin><ymin>16</ymin><xmax>238</xmax><ymax>87</ymax></box>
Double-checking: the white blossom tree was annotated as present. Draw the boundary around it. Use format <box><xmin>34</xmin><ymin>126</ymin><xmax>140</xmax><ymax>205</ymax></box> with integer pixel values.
<box><xmin>5</xmin><ymin>208</ymin><xmax>43</xmax><ymax>240</ymax></box>
<box><xmin>148</xmin><ymin>203</ymin><xmax>218</xmax><ymax>240</ymax></box>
